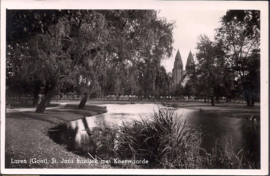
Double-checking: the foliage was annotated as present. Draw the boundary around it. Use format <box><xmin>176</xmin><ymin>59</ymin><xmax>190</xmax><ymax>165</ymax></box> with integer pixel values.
<box><xmin>215</xmin><ymin>10</ymin><xmax>260</xmax><ymax>106</ymax></box>
<box><xmin>7</xmin><ymin>10</ymin><xmax>174</xmax><ymax>111</ymax></box>
<box><xmin>194</xmin><ymin>35</ymin><xmax>222</xmax><ymax>105</ymax></box>
<box><xmin>155</xmin><ymin>66</ymin><xmax>170</xmax><ymax>98</ymax></box>
<box><xmin>6</xmin><ymin>10</ymin><xmax>64</xmax><ymax>48</ymax></box>
<box><xmin>178</xmin><ymin>10</ymin><xmax>260</xmax><ymax>105</ymax></box>
<box><xmin>100</xmin><ymin>10</ymin><xmax>174</xmax><ymax>98</ymax></box>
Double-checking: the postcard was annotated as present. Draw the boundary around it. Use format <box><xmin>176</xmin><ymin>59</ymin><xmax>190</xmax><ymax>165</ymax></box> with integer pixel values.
<box><xmin>1</xmin><ymin>0</ymin><xmax>268</xmax><ymax>175</ymax></box>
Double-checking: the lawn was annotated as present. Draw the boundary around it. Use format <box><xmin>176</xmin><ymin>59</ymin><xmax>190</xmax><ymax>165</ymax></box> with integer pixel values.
<box><xmin>5</xmin><ymin>102</ymin><xmax>109</xmax><ymax>168</ymax></box>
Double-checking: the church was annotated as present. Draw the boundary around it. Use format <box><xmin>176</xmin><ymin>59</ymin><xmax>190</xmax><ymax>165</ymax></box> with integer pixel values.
<box><xmin>172</xmin><ymin>50</ymin><xmax>195</xmax><ymax>88</ymax></box>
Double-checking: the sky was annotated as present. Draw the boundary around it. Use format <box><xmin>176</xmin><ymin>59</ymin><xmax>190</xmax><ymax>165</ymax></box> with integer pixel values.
<box><xmin>158</xmin><ymin>10</ymin><xmax>227</xmax><ymax>73</ymax></box>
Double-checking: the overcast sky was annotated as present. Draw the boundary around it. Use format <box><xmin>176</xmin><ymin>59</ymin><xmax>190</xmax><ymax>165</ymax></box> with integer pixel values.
<box><xmin>158</xmin><ymin>10</ymin><xmax>227</xmax><ymax>73</ymax></box>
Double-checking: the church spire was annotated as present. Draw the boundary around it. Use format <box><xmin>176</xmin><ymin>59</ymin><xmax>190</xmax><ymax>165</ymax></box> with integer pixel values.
<box><xmin>172</xmin><ymin>49</ymin><xmax>184</xmax><ymax>88</ymax></box>
<box><xmin>174</xmin><ymin>49</ymin><xmax>183</xmax><ymax>69</ymax></box>
<box><xmin>186</xmin><ymin>50</ymin><xmax>194</xmax><ymax>71</ymax></box>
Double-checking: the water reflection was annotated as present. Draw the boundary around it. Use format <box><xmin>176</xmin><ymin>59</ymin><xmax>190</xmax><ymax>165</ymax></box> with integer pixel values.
<box><xmin>48</xmin><ymin>104</ymin><xmax>260</xmax><ymax>165</ymax></box>
<box><xmin>178</xmin><ymin>109</ymin><xmax>260</xmax><ymax>164</ymax></box>
<box><xmin>48</xmin><ymin>104</ymin><xmax>159</xmax><ymax>157</ymax></box>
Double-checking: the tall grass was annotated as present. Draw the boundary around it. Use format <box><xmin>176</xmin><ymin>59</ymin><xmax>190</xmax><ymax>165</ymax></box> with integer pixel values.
<box><xmin>202</xmin><ymin>138</ymin><xmax>257</xmax><ymax>169</ymax></box>
<box><xmin>115</xmin><ymin>108</ymin><xmax>203</xmax><ymax>168</ymax></box>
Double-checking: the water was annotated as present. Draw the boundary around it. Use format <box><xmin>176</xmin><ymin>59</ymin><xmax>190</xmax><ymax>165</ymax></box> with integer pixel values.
<box><xmin>175</xmin><ymin>109</ymin><xmax>260</xmax><ymax>164</ymax></box>
<box><xmin>48</xmin><ymin>104</ymin><xmax>260</xmax><ymax>165</ymax></box>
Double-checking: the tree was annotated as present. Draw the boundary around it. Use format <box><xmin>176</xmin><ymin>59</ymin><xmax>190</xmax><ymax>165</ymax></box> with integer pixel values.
<box><xmin>174</xmin><ymin>83</ymin><xmax>184</xmax><ymax>100</ymax></box>
<box><xmin>216</xmin><ymin>10</ymin><xmax>260</xmax><ymax>106</ymax></box>
<box><xmin>71</xmin><ymin>10</ymin><xmax>174</xmax><ymax>104</ymax></box>
<box><xmin>195</xmin><ymin>35</ymin><xmax>215</xmax><ymax>106</ymax></box>
<box><xmin>100</xmin><ymin>10</ymin><xmax>174</xmax><ymax>99</ymax></box>
<box><xmin>155</xmin><ymin>66</ymin><xmax>169</xmax><ymax>98</ymax></box>
<box><xmin>195</xmin><ymin>35</ymin><xmax>227</xmax><ymax>106</ymax></box>
<box><xmin>8</xmin><ymin>14</ymin><xmax>75</xmax><ymax>113</ymax></box>
<box><xmin>182</xmin><ymin>82</ymin><xmax>195</xmax><ymax>101</ymax></box>
<box><xmin>7</xmin><ymin>10</ymin><xmax>110</xmax><ymax>111</ymax></box>
<box><xmin>30</xmin><ymin>19</ymin><xmax>73</xmax><ymax>113</ymax></box>
<box><xmin>243</xmin><ymin>49</ymin><xmax>260</xmax><ymax>106</ymax></box>
<box><xmin>6</xmin><ymin>10</ymin><xmax>65</xmax><ymax>106</ymax></box>
<box><xmin>7</xmin><ymin>10</ymin><xmax>174</xmax><ymax>112</ymax></box>
<box><xmin>68</xmin><ymin>11</ymin><xmax>110</xmax><ymax>108</ymax></box>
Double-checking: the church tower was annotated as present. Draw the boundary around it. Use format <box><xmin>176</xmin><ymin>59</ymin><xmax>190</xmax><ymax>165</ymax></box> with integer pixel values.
<box><xmin>172</xmin><ymin>50</ymin><xmax>183</xmax><ymax>87</ymax></box>
<box><xmin>186</xmin><ymin>50</ymin><xmax>195</xmax><ymax>73</ymax></box>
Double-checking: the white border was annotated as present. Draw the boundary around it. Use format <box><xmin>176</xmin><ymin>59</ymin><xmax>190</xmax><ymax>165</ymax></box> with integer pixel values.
<box><xmin>1</xmin><ymin>0</ymin><xmax>268</xmax><ymax>175</ymax></box>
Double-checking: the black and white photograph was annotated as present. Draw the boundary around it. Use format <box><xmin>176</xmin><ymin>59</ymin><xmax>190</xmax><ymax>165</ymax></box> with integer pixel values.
<box><xmin>1</xmin><ymin>0</ymin><xmax>268</xmax><ymax>175</ymax></box>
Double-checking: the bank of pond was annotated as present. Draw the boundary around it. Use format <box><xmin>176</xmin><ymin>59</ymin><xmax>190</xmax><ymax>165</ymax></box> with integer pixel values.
<box><xmin>48</xmin><ymin>104</ymin><xmax>260</xmax><ymax>169</ymax></box>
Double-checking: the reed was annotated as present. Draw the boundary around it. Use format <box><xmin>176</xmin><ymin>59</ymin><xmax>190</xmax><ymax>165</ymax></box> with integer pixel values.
<box><xmin>115</xmin><ymin>108</ymin><xmax>202</xmax><ymax>168</ymax></box>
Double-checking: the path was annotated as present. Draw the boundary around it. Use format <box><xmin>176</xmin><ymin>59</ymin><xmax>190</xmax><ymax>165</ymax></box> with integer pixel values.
<box><xmin>6</xmin><ymin>103</ymin><xmax>67</xmax><ymax>113</ymax></box>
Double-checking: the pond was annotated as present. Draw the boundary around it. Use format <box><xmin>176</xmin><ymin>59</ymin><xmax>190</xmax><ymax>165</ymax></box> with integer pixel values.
<box><xmin>48</xmin><ymin>103</ymin><xmax>260</xmax><ymax>166</ymax></box>
<box><xmin>176</xmin><ymin>108</ymin><xmax>260</xmax><ymax>165</ymax></box>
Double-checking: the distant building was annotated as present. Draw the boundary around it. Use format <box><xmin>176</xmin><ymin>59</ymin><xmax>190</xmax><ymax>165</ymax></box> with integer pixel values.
<box><xmin>172</xmin><ymin>50</ymin><xmax>195</xmax><ymax>88</ymax></box>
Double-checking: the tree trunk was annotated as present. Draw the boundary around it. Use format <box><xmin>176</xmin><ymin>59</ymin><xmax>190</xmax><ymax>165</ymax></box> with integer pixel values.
<box><xmin>211</xmin><ymin>96</ymin><xmax>215</xmax><ymax>106</ymax></box>
<box><xmin>204</xmin><ymin>96</ymin><xmax>206</xmax><ymax>103</ymax></box>
<box><xmin>78</xmin><ymin>92</ymin><xmax>88</xmax><ymax>109</ymax></box>
<box><xmin>35</xmin><ymin>89</ymin><xmax>56</xmax><ymax>113</ymax></box>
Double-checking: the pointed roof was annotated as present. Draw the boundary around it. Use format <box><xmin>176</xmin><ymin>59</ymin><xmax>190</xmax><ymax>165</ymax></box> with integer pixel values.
<box><xmin>186</xmin><ymin>50</ymin><xmax>194</xmax><ymax>71</ymax></box>
<box><xmin>174</xmin><ymin>49</ymin><xmax>183</xmax><ymax>68</ymax></box>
